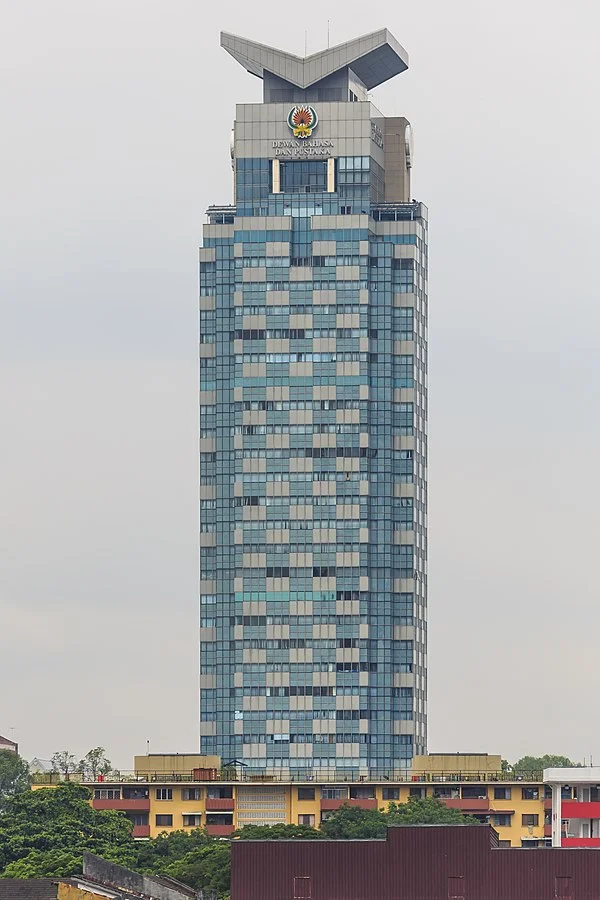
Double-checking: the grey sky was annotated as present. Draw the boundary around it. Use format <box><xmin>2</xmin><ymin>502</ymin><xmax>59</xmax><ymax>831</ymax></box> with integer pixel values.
<box><xmin>2</xmin><ymin>0</ymin><xmax>598</xmax><ymax>769</ymax></box>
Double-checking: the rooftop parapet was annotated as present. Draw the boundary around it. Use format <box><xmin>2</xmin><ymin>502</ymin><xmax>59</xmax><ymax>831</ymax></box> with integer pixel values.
<box><xmin>221</xmin><ymin>29</ymin><xmax>409</xmax><ymax>103</ymax></box>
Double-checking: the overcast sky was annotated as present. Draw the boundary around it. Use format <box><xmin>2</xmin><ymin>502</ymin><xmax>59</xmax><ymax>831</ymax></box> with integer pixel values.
<box><xmin>1</xmin><ymin>0</ymin><xmax>599</xmax><ymax>770</ymax></box>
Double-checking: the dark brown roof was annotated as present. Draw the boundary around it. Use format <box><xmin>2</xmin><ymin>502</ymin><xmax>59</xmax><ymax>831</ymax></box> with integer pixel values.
<box><xmin>0</xmin><ymin>880</ymin><xmax>58</xmax><ymax>899</ymax></box>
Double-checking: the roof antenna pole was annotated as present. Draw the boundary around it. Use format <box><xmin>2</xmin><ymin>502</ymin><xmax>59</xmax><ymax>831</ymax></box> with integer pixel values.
<box><xmin>304</xmin><ymin>30</ymin><xmax>307</xmax><ymax>56</ymax></box>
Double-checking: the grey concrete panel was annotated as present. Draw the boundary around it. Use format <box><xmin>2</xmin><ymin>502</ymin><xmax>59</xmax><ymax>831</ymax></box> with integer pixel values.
<box><xmin>221</xmin><ymin>28</ymin><xmax>408</xmax><ymax>92</ymax></box>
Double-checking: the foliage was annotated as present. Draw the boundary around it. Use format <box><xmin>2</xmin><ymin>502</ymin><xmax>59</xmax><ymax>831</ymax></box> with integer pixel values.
<box><xmin>511</xmin><ymin>755</ymin><xmax>579</xmax><ymax>774</ymax></box>
<box><xmin>0</xmin><ymin>786</ymin><xmax>236</xmax><ymax>895</ymax></box>
<box><xmin>159</xmin><ymin>842</ymin><xmax>231</xmax><ymax>896</ymax></box>
<box><xmin>320</xmin><ymin>797</ymin><xmax>478</xmax><ymax>839</ymax></box>
<box><xmin>235</xmin><ymin>824</ymin><xmax>323</xmax><ymax>840</ymax></box>
<box><xmin>320</xmin><ymin>805</ymin><xmax>388</xmax><ymax>839</ymax></box>
<box><xmin>133</xmin><ymin>828</ymin><xmax>213</xmax><ymax>870</ymax></box>
<box><xmin>0</xmin><ymin>785</ymin><xmax>476</xmax><ymax>893</ymax></box>
<box><xmin>79</xmin><ymin>748</ymin><xmax>112</xmax><ymax>780</ymax></box>
<box><xmin>0</xmin><ymin>783</ymin><xmax>134</xmax><ymax>876</ymax></box>
<box><xmin>50</xmin><ymin>751</ymin><xmax>78</xmax><ymax>778</ymax></box>
<box><xmin>127</xmin><ymin>830</ymin><xmax>230</xmax><ymax>898</ymax></box>
<box><xmin>0</xmin><ymin>752</ymin><xmax>30</xmax><ymax>812</ymax></box>
<box><xmin>386</xmin><ymin>797</ymin><xmax>479</xmax><ymax>825</ymax></box>
<box><xmin>2</xmin><ymin>850</ymin><xmax>83</xmax><ymax>879</ymax></box>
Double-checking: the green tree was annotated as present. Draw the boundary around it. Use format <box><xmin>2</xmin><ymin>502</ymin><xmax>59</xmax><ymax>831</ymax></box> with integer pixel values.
<box><xmin>160</xmin><ymin>842</ymin><xmax>231</xmax><ymax>897</ymax></box>
<box><xmin>0</xmin><ymin>782</ymin><xmax>134</xmax><ymax>876</ymax></box>
<box><xmin>235</xmin><ymin>824</ymin><xmax>323</xmax><ymax>840</ymax></box>
<box><xmin>320</xmin><ymin>797</ymin><xmax>478</xmax><ymax>839</ymax></box>
<box><xmin>2</xmin><ymin>850</ymin><xmax>83</xmax><ymax>879</ymax></box>
<box><xmin>512</xmin><ymin>755</ymin><xmax>578</xmax><ymax>775</ymax></box>
<box><xmin>0</xmin><ymin>751</ymin><xmax>30</xmax><ymax>811</ymax></box>
<box><xmin>50</xmin><ymin>751</ymin><xmax>78</xmax><ymax>779</ymax></box>
<box><xmin>386</xmin><ymin>796</ymin><xmax>478</xmax><ymax>825</ymax></box>
<box><xmin>320</xmin><ymin>805</ymin><xmax>388</xmax><ymax>839</ymax></box>
<box><xmin>79</xmin><ymin>748</ymin><xmax>112</xmax><ymax>780</ymax></box>
<box><xmin>133</xmin><ymin>828</ymin><xmax>212</xmax><ymax>871</ymax></box>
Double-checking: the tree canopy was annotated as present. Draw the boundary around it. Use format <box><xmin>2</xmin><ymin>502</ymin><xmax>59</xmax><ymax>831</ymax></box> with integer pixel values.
<box><xmin>511</xmin><ymin>755</ymin><xmax>579</xmax><ymax>774</ymax></box>
<box><xmin>320</xmin><ymin>796</ymin><xmax>477</xmax><ymax>839</ymax></box>
<box><xmin>235</xmin><ymin>824</ymin><xmax>323</xmax><ymax>840</ymax></box>
<box><xmin>0</xmin><ymin>783</ymin><xmax>134</xmax><ymax>877</ymax></box>
<box><xmin>79</xmin><ymin>748</ymin><xmax>112</xmax><ymax>780</ymax></box>
<box><xmin>50</xmin><ymin>751</ymin><xmax>78</xmax><ymax>779</ymax></box>
<box><xmin>387</xmin><ymin>797</ymin><xmax>479</xmax><ymax>825</ymax></box>
<box><xmin>0</xmin><ymin>785</ymin><xmax>231</xmax><ymax>895</ymax></box>
<box><xmin>0</xmin><ymin>784</ymin><xmax>478</xmax><ymax>891</ymax></box>
<box><xmin>0</xmin><ymin>752</ymin><xmax>30</xmax><ymax>812</ymax></box>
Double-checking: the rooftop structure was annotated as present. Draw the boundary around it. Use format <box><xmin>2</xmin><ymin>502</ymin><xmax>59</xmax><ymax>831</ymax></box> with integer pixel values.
<box><xmin>231</xmin><ymin>825</ymin><xmax>600</xmax><ymax>900</ymax></box>
<box><xmin>0</xmin><ymin>735</ymin><xmax>17</xmax><ymax>754</ymax></box>
<box><xmin>221</xmin><ymin>29</ymin><xmax>409</xmax><ymax>101</ymax></box>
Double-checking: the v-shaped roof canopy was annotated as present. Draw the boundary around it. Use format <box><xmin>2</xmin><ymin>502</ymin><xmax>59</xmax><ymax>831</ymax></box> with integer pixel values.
<box><xmin>220</xmin><ymin>29</ymin><xmax>409</xmax><ymax>92</ymax></box>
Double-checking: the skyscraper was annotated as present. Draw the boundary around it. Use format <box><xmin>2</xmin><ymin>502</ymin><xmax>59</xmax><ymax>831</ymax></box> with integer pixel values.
<box><xmin>199</xmin><ymin>29</ymin><xmax>427</xmax><ymax>776</ymax></box>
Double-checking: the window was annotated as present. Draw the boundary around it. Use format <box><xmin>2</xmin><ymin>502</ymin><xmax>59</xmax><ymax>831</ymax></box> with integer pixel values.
<box><xmin>298</xmin><ymin>814</ymin><xmax>315</xmax><ymax>827</ymax></box>
<box><xmin>491</xmin><ymin>814</ymin><xmax>512</xmax><ymax>827</ymax></box>
<box><xmin>494</xmin><ymin>787</ymin><xmax>511</xmax><ymax>800</ymax></box>
<box><xmin>156</xmin><ymin>788</ymin><xmax>172</xmax><ymax>800</ymax></box>
<box><xmin>183</xmin><ymin>814</ymin><xmax>202</xmax><ymax>827</ymax></box>
<box><xmin>522</xmin><ymin>787</ymin><xmax>539</xmax><ymax>800</ymax></box>
<box><xmin>433</xmin><ymin>786</ymin><xmax>459</xmax><ymax>799</ymax></box>
<box><xmin>462</xmin><ymin>786</ymin><xmax>487</xmax><ymax>800</ymax></box>
<box><xmin>382</xmin><ymin>788</ymin><xmax>400</xmax><ymax>801</ymax></box>
<box><xmin>156</xmin><ymin>814</ymin><xmax>173</xmax><ymax>827</ymax></box>
<box><xmin>129</xmin><ymin>813</ymin><xmax>149</xmax><ymax>826</ymax></box>
<box><xmin>280</xmin><ymin>160</ymin><xmax>327</xmax><ymax>193</ymax></box>
<box><xmin>522</xmin><ymin>814</ymin><xmax>539</xmax><ymax>827</ymax></box>
<box><xmin>409</xmin><ymin>787</ymin><xmax>427</xmax><ymax>799</ymax></box>
<box><xmin>123</xmin><ymin>787</ymin><xmax>149</xmax><ymax>800</ymax></box>
<box><xmin>350</xmin><ymin>786</ymin><xmax>375</xmax><ymax>800</ymax></box>
<box><xmin>206</xmin><ymin>813</ymin><xmax>233</xmax><ymax>825</ymax></box>
<box><xmin>182</xmin><ymin>787</ymin><xmax>203</xmax><ymax>801</ymax></box>
<box><xmin>207</xmin><ymin>787</ymin><xmax>233</xmax><ymax>799</ymax></box>
<box><xmin>298</xmin><ymin>787</ymin><xmax>315</xmax><ymax>801</ymax></box>
<box><xmin>321</xmin><ymin>787</ymin><xmax>348</xmax><ymax>800</ymax></box>
<box><xmin>94</xmin><ymin>789</ymin><xmax>120</xmax><ymax>800</ymax></box>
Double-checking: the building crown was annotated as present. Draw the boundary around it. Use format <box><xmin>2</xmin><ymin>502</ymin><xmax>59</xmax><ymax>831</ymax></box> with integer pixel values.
<box><xmin>220</xmin><ymin>29</ymin><xmax>409</xmax><ymax>103</ymax></box>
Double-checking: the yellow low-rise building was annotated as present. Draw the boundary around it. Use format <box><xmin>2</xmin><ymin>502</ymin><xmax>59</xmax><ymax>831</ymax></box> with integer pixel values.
<box><xmin>43</xmin><ymin>751</ymin><xmax>549</xmax><ymax>846</ymax></box>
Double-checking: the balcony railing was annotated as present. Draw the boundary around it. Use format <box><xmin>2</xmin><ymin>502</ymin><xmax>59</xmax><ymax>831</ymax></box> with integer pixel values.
<box><xmin>31</xmin><ymin>768</ymin><xmax>546</xmax><ymax>786</ymax></box>
<box><xmin>92</xmin><ymin>798</ymin><xmax>151</xmax><ymax>812</ymax></box>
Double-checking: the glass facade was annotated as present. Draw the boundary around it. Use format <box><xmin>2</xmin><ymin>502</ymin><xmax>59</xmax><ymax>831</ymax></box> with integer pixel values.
<box><xmin>200</xmin><ymin>45</ymin><xmax>427</xmax><ymax>776</ymax></box>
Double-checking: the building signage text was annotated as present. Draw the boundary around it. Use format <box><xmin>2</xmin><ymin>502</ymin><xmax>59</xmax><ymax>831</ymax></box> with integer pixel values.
<box><xmin>371</xmin><ymin>121</ymin><xmax>384</xmax><ymax>149</ymax></box>
<box><xmin>272</xmin><ymin>139</ymin><xmax>334</xmax><ymax>158</ymax></box>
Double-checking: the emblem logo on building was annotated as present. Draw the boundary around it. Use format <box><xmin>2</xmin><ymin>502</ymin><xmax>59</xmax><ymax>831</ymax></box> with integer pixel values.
<box><xmin>287</xmin><ymin>105</ymin><xmax>318</xmax><ymax>139</ymax></box>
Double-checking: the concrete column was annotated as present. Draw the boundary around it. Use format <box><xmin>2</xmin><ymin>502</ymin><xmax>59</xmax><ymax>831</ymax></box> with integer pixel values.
<box><xmin>552</xmin><ymin>784</ymin><xmax>562</xmax><ymax>847</ymax></box>
<box><xmin>272</xmin><ymin>159</ymin><xmax>280</xmax><ymax>193</ymax></box>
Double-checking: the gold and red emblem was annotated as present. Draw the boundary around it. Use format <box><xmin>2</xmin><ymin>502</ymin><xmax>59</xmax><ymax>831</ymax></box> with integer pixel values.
<box><xmin>287</xmin><ymin>105</ymin><xmax>318</xmax><ymax>139</ymax></box>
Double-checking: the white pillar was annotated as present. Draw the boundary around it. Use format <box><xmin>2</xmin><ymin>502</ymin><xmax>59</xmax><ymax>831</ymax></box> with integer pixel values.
<box><xmin>552</xmin><ymin>784</ymin><xmax>562</xmax><ymax>847</ymax></box>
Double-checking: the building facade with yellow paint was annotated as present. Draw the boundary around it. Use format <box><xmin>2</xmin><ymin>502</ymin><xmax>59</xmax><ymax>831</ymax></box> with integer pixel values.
<box><xmin>52</xmin><ymin>752</ymin><xmax>553</xmax><ymax>847</ymax></box>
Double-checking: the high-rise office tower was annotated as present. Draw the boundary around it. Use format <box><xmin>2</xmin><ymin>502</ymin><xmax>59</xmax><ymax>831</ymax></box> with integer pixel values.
<box><xmin>199</xmin><ymin>29</ymin><xmax>427</xmax><ymax>775</ymax></box>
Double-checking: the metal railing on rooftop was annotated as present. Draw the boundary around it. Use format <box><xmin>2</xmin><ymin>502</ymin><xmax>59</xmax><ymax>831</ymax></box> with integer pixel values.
<box><xmin>31</xmin><ymin>768</ymin><xmax>546</xmax><ymax>786</ymax></box>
